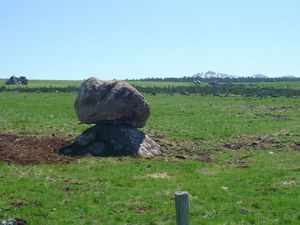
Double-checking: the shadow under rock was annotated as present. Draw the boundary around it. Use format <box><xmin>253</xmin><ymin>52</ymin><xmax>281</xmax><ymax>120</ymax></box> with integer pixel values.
<box><xmin>59</xmin><ymin>123</ymin><xmax>161</xmax><ymax>157</ymax></box>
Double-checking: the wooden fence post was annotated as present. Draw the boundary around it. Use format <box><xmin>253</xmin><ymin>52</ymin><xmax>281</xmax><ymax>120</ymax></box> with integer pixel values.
<box><xmin>175</xmin><ymin>191</ymin><xmax>190</xmax><ymax>225</ymax></box>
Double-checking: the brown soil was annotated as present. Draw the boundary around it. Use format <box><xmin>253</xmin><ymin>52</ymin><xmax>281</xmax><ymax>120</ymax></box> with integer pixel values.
<box><xmin>226</xmin><ymin>155</ymin><xmax>250</xmax><ymax>168</ymax></box>
<box><xmin>221</xmin><ymin>133</ymin><xmax>300</xmax><ymax>152</ymax></box>
<box><xmin>221</xmin><ymin>134</ymin><xmax>282</xmax><ymax>151</ymax></box>
<box><xmin>0</xmin><ymin>133</ymin><xmax>76</xmax><ymax>165</ymax></box>
<box><xmin>151</xmin><ymin>132</ymin><xmax>216</xmax><ymax>162</ymax></box>
<box><xmin>0</xmin><ymin>132</ymin><xmax>215</xmax><ymax>165</ymax></box>
<box><xmin>15</xmin><ymin>218</ymin><xmax>28</xmax><ymax>225</ymax></box>
<box><xmin>254</xmin><ymin>113</ymin><xmax>291</xmax><ymax>120</ymax></box>
<box><xmin>237</xmin><ymin>106</ymin><xmax>294</xmax><ymax>111</ymax></box>
<box><xmin>133</xmin><ymin>206</ymin><xmax>154</xmax><ymax>214</ymax></box>
<box><xmin>1</xmin><ymin>131</ymin><xmax>296</xmax><ymax>166</ymax></box>
<box><xmin>293</xmin><ymin>142</ymin><xmax>300</xmax><ymax>151</ymax></box>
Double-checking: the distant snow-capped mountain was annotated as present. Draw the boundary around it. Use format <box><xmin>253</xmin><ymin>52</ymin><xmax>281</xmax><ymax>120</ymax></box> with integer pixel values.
<box><xmin>282</xmin><ymin>75</ymin><xmax>296</xmax><ymax>78</ymax></box>
<box><xmin>251</xmin><ymin>74</ymin><xmax>269</xmax><ymax>78</ymax></box>
<box><xmin>192</xmin><ymin>71</ymin><xmax>276</xmax><ymax>79</ymax></box>
<box><xmin>193</xmin><ymin>71</ymin><xmax>236</xmax><ymax>79</ymax></box>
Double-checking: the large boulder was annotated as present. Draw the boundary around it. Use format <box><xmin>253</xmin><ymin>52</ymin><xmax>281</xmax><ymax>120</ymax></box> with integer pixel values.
<box><xmin>0</xmin><ymin>218</ymin><xmax>27</xmax><ymax>225</ymax></box>
<box><xmin>5</xmin><ymin>76</ymin><xmax>28</xmax><ymax>85</ymax></box>
<box><xmin>74</xmin><ymin>77</ymin><xmax>150</xmax><ymax>128</ymax></box>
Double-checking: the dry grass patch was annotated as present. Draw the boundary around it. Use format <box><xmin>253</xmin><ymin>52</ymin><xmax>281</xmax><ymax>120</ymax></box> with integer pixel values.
<box><xmin>200</xmin><ymin>168</ymin><xmax>216</xmax><ymax>175</ymax></box>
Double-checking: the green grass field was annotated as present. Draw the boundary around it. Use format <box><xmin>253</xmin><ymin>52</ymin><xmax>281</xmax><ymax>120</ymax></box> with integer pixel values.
<box><xmin>0</xmin><ymin>89</ymin><xmax>300</xmax><ymax>224</ymax></box>
<box><xmin>2</xmin><ymin>78</ymin><xmax>300</xmax><ymax>89</ymax></box>
<box><xmin>0</xmin><ymin>78</ymin><xmax>82</xmax><ymax>88</ymax></box>
<box><xmin>0</xmin><ymin>79</ymin><xmax>195</xmax><ymax>88</ymax></box>
<box><xmin>240</xmin><ymin>81</ymin><xmax>300</xmax><ymax>89</ymax></box>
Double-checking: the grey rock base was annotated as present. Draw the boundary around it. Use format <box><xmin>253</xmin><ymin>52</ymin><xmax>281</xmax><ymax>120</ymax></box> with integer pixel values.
<box><xmin>59</xmin><ymin>124</ymin><xmax>161</xmax><ymax>158</ymax></box>
<box><xmin>1</xmin><ymin>218</ymin><xmax>27</xmax><ymax>225</ymax></box>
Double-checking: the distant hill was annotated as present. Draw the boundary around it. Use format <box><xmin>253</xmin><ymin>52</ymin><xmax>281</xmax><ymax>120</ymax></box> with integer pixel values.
<box><xmin>133</xmin><ymin>71</ymin><xmax>300</xmax><ymax>83</ymax></box>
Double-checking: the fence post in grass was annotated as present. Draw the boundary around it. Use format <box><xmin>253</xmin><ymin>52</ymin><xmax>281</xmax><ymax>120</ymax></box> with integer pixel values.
<box><xmin>175</xmin><ymin>191</ymin><xmax>190</xmax><ymax>225</ymax></box>
<box><xmin>287</xmin><ymin>86</ymin><xmax>291</xmax><ymax>98</ymax></box>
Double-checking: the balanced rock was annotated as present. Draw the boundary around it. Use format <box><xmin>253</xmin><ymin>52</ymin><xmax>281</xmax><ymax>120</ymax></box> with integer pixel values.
<box><xmin>60</xmin><ymin>77</ymin><xmax>161</xmax><ymax>158</ymax></box>
<box><xmin>74</xmin><ymin>77</ymin><xmax>150</xmax><ymax>128</ymax></box>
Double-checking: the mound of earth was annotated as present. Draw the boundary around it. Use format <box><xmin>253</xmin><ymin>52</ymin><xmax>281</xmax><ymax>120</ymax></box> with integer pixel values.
<box><xmin>0</xmin><ymin>133</ymin><xmax>75</xmax><ymax>165</ymax></box>
<box><xmin>0</xmin><ymin>133</ymin><xmax>215</xmax><ymax>165</ymax></box>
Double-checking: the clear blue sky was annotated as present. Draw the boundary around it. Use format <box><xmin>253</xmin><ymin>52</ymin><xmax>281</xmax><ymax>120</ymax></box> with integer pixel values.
<box><xmin>1</xmin><ymin>0</ymin><xmax>299</xmax><ymax>80</ymax></box>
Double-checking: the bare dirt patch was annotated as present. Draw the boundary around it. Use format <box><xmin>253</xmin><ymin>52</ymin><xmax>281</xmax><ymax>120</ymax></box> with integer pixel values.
<box><xmin>0</xmin><ymin>132</ymin><xmax>215</xmax><ymax>165</ymax></box>
<box><xmin>46</xmin><ymin>177</ymin><xmax>83</xmax><ymax>185</ymax></box>
<box><xmin>237</xmin><ymin>106</ymin><xmax>294</xmax><ymax>111</ymax></box>
<box><xmin>293</xmin><ymin>142</ymin><xmax>300</xmax><ymax>151</ymax></box>
<box><xmin>226</xmin><ymin>155</ymin><xmax>250</xmax><ymax>168</ymax></box>
<box><xmin>221</xmin><ymin>133</ymin><xmax>300</xmax><ymax>157</ymax></box>
<box><xmin>221</xmin><ymin>133</ymin><xmax>288</xmax><ymax>151</ymax></box>
<box><xmin>133</xmin><ymin>206</ymin><xmax>154</xmax><ymax>214</ymax></box>
<box><xmin>254</xmin><ymin>113</ymin><xmax>291</xmax><ymax>120</ymax></box>
<box><xmin>147</xmin><ymin>172</ymin><xmax>173</xmax><ymax>179</ymax></box>
<box><xmin>0</xmin><ymin>133</ymin><xmax>75</xmax><ymax>165</ymax></box>
<box><xmin>151</xmin><ymin>132</ymin><xmax>216</xmax><ymax>162</ymax></box>
<box><xmin>200</xmin><ymin>168</ymin><xmax>216</xmax><ymax>175</ymax></box>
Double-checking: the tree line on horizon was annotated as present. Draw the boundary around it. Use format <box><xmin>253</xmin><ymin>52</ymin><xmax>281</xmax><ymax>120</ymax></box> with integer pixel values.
<box><xmin>130</xmin><ymin>71</ymin><xmax>300</xmax><ymax>83</ymax></box>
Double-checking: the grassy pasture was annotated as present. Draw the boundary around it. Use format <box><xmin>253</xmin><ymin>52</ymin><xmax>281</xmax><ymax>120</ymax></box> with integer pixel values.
<box><xmin>0</xmin><ymin>79</ymin><xmax>82</xmax><ymax>88</ymax></box>
<box><xmin>0</xmin><ymin>79</ymin><xmax>195</xmax><ymax>88</ymax></box>
<box><xmin>0</xmin><ymin>79</ymin><xmax>194</xmax><ymax>88</ymax></box>
<box><xmin>0</xmin><ymin>89</ymin><xmax>300</xmax><ymax>224</ymax></box>
<box><xmin>2</xmin><ymin>78</ymin><xmax>300</xmax><ymax>88</ymax></box>
<box><xmin>240</xmin><ymin>81</ymin><xmax>300</xmax><ymax>89</ymax></box>
<box><xmin>1</xmin><ymin>93</ymin><xmax>299</xmax><ymax>141</ymax></box>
